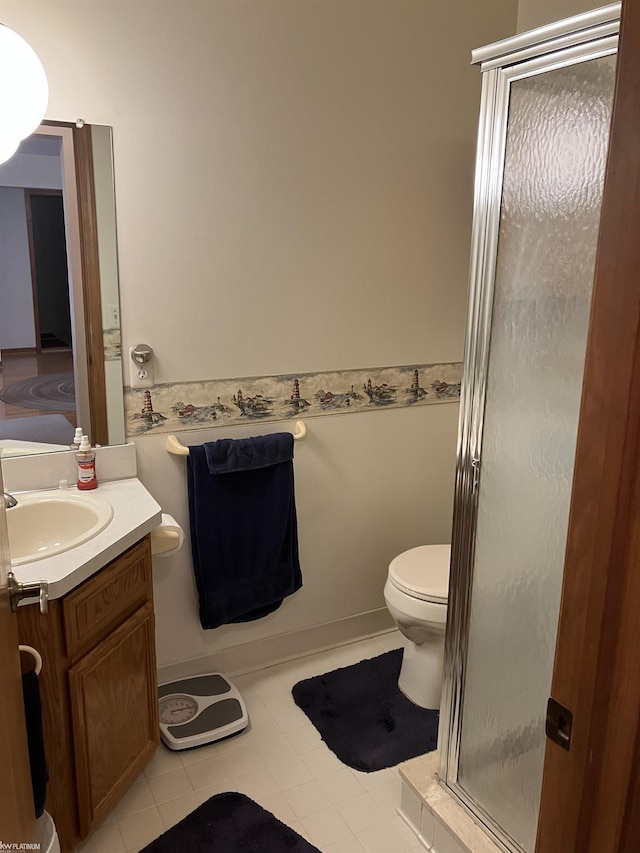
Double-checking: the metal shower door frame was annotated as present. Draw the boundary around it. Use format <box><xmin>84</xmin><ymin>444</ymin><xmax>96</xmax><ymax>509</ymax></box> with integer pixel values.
<box><xmin>437</xmin><ymin>7</ymin><xmax>620</xmax><ymax>853</ymax></box>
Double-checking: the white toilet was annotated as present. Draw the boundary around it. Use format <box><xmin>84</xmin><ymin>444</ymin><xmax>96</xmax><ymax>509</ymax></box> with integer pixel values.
<box><xmin>384</xmin><ymin>544</ymin><xmax>451</xmax><ymax>709</ymax></box>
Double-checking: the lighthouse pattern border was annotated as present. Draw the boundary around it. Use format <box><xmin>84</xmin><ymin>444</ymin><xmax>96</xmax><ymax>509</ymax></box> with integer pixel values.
<box><xmin>124</xmin><ymin>361</ymin><xmax>462</xmax><ymax>438</ymax></box>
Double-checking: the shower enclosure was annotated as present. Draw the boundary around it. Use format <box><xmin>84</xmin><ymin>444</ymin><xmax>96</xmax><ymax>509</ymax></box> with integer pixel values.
<box><xmin>439</xmin><ymin>6</ymin><xmax>620</xmax><ymax>853</ymax></box>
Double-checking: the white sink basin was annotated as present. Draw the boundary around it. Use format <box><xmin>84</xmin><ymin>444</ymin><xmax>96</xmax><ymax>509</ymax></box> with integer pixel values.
<box><xmin>7</xmin><ymin>490</ymin><xmax>114</xmax><ymax>566</ymax></box>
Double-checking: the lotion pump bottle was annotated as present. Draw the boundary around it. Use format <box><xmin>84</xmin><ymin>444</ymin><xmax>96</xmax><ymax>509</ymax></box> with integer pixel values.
<box><xmin>76</xmin><ymin>435</ymin><xmax>97</xmax><ymax>490</ymax></box>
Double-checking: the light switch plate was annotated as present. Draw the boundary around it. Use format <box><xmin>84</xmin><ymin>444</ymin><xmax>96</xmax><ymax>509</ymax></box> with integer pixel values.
<box><xmin>107</xmin><ymin>304</ymin><xmax>120</xmax><ymax>328</ymax></box>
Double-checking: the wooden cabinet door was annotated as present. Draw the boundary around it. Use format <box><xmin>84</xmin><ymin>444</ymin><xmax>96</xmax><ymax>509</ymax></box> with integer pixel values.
<box><xmin>68</xmin><ymin>601</ymin><xmax>159</xmax><ymax>836</ymax></box>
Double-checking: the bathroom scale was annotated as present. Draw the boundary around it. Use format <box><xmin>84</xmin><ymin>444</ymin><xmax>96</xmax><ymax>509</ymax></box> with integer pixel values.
<box><xmin>158</xmin><ymin>673</ymin><xmax>249</xmax><ymax>751</ymax></box>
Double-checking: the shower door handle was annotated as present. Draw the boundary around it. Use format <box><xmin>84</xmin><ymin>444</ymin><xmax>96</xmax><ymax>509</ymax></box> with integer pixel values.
<box><xmin>471</xmin><ymin>458</ymin><xmax>481</xmax><ymax>495</ymax></box>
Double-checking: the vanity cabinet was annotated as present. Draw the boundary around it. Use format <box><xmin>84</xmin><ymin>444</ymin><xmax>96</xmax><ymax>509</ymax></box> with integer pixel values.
<box><xmin>17</xmin><ymin>536</ymin><xmax>159</xmax><ymax>852</ymax></box>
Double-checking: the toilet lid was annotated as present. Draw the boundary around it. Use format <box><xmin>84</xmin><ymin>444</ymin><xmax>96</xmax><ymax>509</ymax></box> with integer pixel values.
<box><xmin>388</xmin><ymin>544</ymin><xmax>451</xmax><ymax>603</ymax></box>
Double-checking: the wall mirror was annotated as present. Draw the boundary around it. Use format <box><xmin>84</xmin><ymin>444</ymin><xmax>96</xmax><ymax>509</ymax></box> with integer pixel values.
<box><xmin>0</xmin><ymin>121</ymin><xmax>125</xmax><ymax>457</ymax></box>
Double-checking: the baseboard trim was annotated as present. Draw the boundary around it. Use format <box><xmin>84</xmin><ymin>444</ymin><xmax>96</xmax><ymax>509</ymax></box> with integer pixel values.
<box><xmin>1</xmin><ymin>347</ymin><xmax>38</xmax><ymax>355</ymax></box>
<box><xmin>157</xmin><ymin>607</ymin><xmax>395</xmax><ymax>684</ymax></box>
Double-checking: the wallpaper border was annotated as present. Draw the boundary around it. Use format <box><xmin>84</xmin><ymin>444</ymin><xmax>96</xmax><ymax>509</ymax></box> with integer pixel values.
<box><xmin>124</xmin><ymin>361</ymin><xmax>462</xmax><ymax>438</ymax></box>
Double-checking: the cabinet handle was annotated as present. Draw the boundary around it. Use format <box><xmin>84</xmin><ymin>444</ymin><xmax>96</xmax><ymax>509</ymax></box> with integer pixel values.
<box><xmin>8</xmin><ymin>572</ymin><xmax>49</xmax><ymax>614</ymax></box>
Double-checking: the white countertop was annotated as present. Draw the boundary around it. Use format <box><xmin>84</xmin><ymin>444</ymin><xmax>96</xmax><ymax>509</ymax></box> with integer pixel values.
<box><xmin>11</xmin><ymin>478</ymin><xmax>162</xmax><ymax>599</ymax></box>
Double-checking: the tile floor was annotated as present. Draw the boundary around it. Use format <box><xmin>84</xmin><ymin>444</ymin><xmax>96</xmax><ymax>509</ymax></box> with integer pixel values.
<box><xmin>73</xmin><ymin>631</ymin><xmax>427</xmax><ymax>853</ymax></box>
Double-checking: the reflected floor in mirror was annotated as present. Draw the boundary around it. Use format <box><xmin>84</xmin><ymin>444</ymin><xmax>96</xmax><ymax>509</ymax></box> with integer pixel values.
<box><xmin>0</xmin><ymin>350</ymin><xmax>76</xmax><ymax>449</ymax></box>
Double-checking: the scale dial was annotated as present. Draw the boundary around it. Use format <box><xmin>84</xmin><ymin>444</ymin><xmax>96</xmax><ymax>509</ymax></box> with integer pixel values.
<box><xmin>159</xmin><ymin>694</ymin><xmax>199</xmax><ymax>725</ymax></box>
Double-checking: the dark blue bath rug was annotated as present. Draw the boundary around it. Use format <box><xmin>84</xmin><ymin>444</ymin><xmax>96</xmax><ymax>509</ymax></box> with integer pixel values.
<box><xmin>292</xmin><ymin>648</ymin><xmax>439</xmax><ymax>772</ymax></box>
<box><xmin>140</xmin><ymin>791</ymin><xmax>321</xmax><ymax>852</ymax></box>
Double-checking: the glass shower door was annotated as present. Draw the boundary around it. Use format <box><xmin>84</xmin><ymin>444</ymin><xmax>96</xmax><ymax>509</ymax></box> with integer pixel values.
<box><xmin>440</xmin><ymin>20</ymin><xmax>618</xmax><ymax>853</ymax></box>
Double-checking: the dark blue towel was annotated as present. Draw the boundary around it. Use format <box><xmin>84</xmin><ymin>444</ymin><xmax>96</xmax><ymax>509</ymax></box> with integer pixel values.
<box><xmin>21</xmin><ymin>670</ymin><xmax>49</xmax><ymax>818</ymax></box>
<box><xmin>187</xmin><ymin>432</ymin><xmax>302</xmax><ymax>629</ymax></box>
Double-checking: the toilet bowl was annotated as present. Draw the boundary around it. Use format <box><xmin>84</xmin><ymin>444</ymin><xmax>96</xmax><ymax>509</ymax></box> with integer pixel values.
<box><xmin>384</xmin><ymin>544</ymin><xmax>451</xmax><ymax>709</ymax></box>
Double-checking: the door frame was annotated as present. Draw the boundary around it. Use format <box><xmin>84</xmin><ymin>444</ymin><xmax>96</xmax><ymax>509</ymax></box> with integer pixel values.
<box><xmin>0</xmin><ymin>468</ymin><xmax>36</xmax><ymax>845</ymax></box>
<box><xmin>71</xmin><ymin>123</ymin><xmax>108</xmax><ymax>447</ymax></box>
<box><xmin>536</xmin><ymin>0</ymin><xmax>640</xmax><ymax>849</ymax></box>
<box><xmin>29</xmin><ymin>122</ymin><xmax>108</xmax><ymax>446</ymax></box>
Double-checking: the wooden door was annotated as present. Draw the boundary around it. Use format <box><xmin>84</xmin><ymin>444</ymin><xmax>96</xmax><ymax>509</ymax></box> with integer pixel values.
<box><xmin>536</xmin><ymin>0</ymin><xmax>640</xmax><ymax>850</ymax></box>
<box><xmin>0</xmin><ymin>477</ymin><xmax>36</xmax><ymax>844</ymax></box>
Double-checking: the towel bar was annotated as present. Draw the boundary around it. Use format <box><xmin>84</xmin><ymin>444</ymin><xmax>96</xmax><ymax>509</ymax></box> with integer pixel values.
<box><xmin>166</xmin><ymin>420</ymin><xmax>307</xmax><ymax>456</ymax></box>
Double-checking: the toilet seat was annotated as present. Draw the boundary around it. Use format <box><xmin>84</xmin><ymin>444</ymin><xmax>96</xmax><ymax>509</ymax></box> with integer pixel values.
<box><xmin>388</xmin><ymin>544</ymin><xmax>450</xmax><ymax>604</ymax></box>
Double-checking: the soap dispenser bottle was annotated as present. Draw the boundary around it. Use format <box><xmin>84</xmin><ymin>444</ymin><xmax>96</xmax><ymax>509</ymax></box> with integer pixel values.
<box><xmin>70</xmin><ymin>426</ymin><xmax>83</xmax><ymax>450</ymax></box>
<box><xmin>76</xmin><ymin>435</ymin><xmax>97</xmax><ymax>490</ymax></box>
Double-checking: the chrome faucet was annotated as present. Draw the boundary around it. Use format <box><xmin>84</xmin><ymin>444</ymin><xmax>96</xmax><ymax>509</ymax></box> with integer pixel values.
<box><xmin>3</xmin><ymin>491</ymin><xmax>17</xmax><ymax>509</ymax></box>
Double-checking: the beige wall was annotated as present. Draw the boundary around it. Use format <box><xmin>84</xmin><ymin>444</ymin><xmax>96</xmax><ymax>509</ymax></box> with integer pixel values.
<box><xmin>0</xmin><ymin>0</ymin><xmax>518</xmax><ymax>670</ymax></box>
<box><xmin>517</xmin><ymin>0</ymin><xmax>604</xmax><ymax>32</ymax></box>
